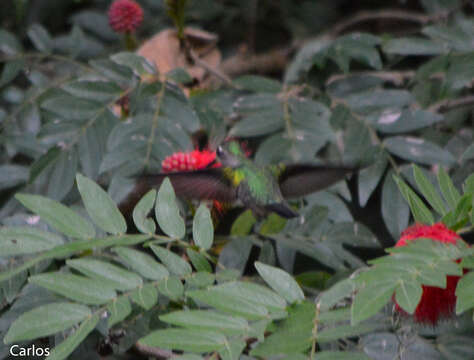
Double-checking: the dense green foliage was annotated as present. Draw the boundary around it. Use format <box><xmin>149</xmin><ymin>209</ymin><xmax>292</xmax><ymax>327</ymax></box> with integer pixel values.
<box><xmin>1</xmin><ymin>0</ymin><xmax>474</xmax><ymax>359</ymax></box>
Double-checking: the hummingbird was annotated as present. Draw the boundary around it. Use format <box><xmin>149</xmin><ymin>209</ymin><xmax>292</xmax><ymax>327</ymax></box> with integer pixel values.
<box><xmin>119</xmin><ymin>141</ymin><xmax>356</xmax><ymax>219</ymax></box>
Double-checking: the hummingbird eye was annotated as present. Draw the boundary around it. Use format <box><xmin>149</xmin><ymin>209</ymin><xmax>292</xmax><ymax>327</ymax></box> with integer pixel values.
<box><xmin>216</xmin><ymin>146</ymin><xmax>223</xmax><ymax>157</ymax></box>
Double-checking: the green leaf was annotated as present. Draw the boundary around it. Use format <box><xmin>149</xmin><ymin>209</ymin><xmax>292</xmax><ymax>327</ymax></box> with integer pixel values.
<box><xmin>215</xmin><ymin>281</ymin><xmax>287</xmax><ymax>312</ymax></box>
<box><xmin>451</xmin><ymin>194</ymin><xmax>472</xmax><ymax>228</ymax></box>
<box><xmin>230</xmin><ymin>95</ymin><xmax>283</xmax><ymax>137</ymax></box>
<box><xmin>233</xmin><ymin>75</ymin><xmax>282</xmax><ymax>93</ymax></box>
<box><xmin>27</xmin><ymin>23</ymin><xmax>53</xmax><ymax>53</ymax></box>
<box><xmin>15</xmin><ymin>193</ymin><xmax>95</xmax><ymax>239</ymax></box>
<box><xmin>384</xmin><ymin>136</ymin><xmax>455</xmax><ymax>166</ymax></box>
<box><xmin>394</xmin><ymin>280</ymin><xmax>422</xmax><ymax>314</ymax></box>
<box><xmin>186</xmin><ymin>272</ymin><xmax>216</xmax><ymax>289</ymax></box>
<box><xmin>4</xmin><ymin>302</ymin><xmax>91</xmax><ymax>343</ymax></box>
<box><xmin>358</xmin><ymin>150</ymin><xmax>387</xmax><ymax>207</ymax></box>
<box><xmin>139</xmin><ymin>329</ymin><xmax>227</xmax><ymax>353</ymax></box>
<box><xmin>0</xmin><ymin>164</ymin><xmax>28</xmax><ymax>190</ymax></box>
<box><xmin>351</xmin><ymin>282</ymin><xmax>396</xmax><ymax>325</ymax></box>
<box><xmin>219</xmin><ymin>339</ymin><xmax>246</xmax><ymax>360</ymax></box>
<box><xmin>255</xmin><ymin>262</ymin><xmax>304</xmax><ymax>304</ymax></box>
<box><xmin>460</xmin><ymin>144</ymin><xmax>474</xmax><ymax>162</ymax></box>
<box><xmin>187</xmin><ymin>289</ymin><xmax>269</xmax><ymax>320</ymax></box>
<box><xmin>455</xmin><ymin>271</ymin><xmax>474</xmax><ymax>314</ymax></box>
<box><xmin>193</xmin><ymin>204</ymin><xmax>214</xmax><ymax>250</ymax></box>
<box><xmin>172</xmin><ymin>356</ymin><xmax>204</xmax><ymax>360</ymax></box>
<box><xmin>76</xmin><ymin>174</ymin><xmax>127</xmax><ymax>235</ymax></box>
<box><xmin>0</xmin><ymin>60</ymin><xmax>24</xmax><ymax>87</ymax></box>
<box><xmin>113</xmin><ymin>246</ymin><xmax>169</xmax><ymax>280</ymax></box>
<box><xmin>133</xmin><ymin>189</ymin><xmax>157</xmax><ymax>234</ymax></box>
<box><xmin>231</xmin><ymin>209</ymin><xmax>257</xmax><ymax>236</ymax></box>
<box><xmin>412</xmin><ymin>164</ymin><xmax>447</xmax><ymax>215</ymax></box>
<box><xmin>438</xmin><ymin>167</ymin><xmax>461</xmax><ymax>210</ymax></box>
<box><xmin>62</xmin><ymin>80</ymin><xmax>123</xmax><ymax>102</ymax></box>
<box><xmin>218</xmin><ymin>237</ymin><xmax>253</xmax><ymax>275</ymax></box>
<box><xmin>393</xmin><ymin>175</ymin><xmax>434</xmax><ymax>224</ymax></box>
<box><xmin>29</xmin><ymin>272</ymin><xmax>116</xmax><ymax>305</ymax></box>
<box><xmin>160</xmin><ymin>310</ymin><xmax>249</xmax><ymax>336</ymax></box>
<box><xmin>66</xmin><ymin>258</ymin><xmax>143</xmax><ymax>291</ymax></box>
<box><xmin>329</xmin><ymin>34</ymin><xmax>382</xmax><ymax>72</ymax></box>
<box><xmin>157</xmin><ymin>276</ymin><xmax>184</xmax><ymax>300</ymax></box>
<box><xmin>186</xmin><ymin>248</ymin><xmax>212</xmax><ymax>273</ymax></box>
<box><xmin>46</xmin><ymin>149</ymin><xmax>79</xmax><ymax>201</ymax></box>
<box><xmin>259</xmin><ymin>213</ymin><xmax>287</xmax><ymax>235</ymax></box>
<box><xmin>346</xmin><ymin>90</ymin><xmax>413</xmax><ymax>110</ymax></box>
<box><xmin>310</xmin><ymin>351</ymin><xmax>371</xmax><ymax>360</ymax></box>
<box><xmin>155</xmin><ymin>178</ymin><xmax>185</xmax><ymax>239</ymax></box>
<box><xmin>382</xmin><ymin>172</ymin><xmax>409</xmax><ymax>239</ymax></box>
<box><xmin>130</xmin><ymin>283</ymin><xmax>158</xmax><ymax>310</ymax></box>
<box><xmin>107</xmin><ymin>297</ymin><xmax>132</xmax><ymax>327</ymax></box>
<box><xmin>166</xmin><ymin>67</ymin><xmax>192</xmax><ymax>84</ymax></box>
<box><xmin>319</xmin><ymin>278</ymin><xmax>356</xmax><ymax>311</ymax></box>
<box><xmin>0</xmin><ymin>226</ymin><xmax>63</xmax><ymax>256</ymax></box>
<box><xmin>0</xmin><ymin>29</ymin><xmax>23</xmax><ymax>54</ymax></box>
<box><xmin>90</xmin><ymin>59</ymin><xmax>134</xmax><ymax>86</ymax></box>
<box><xmin>47</xmin><ymin>313</ymin><xmax>100</xmax><ymax>360</ymax></box>
<box><xmin>150</xmin><ymin>245</ymin><xmax>192</xmax><ymax>276</ymax></box>
<box><xmin>383</xmin><ymin>37</ymin><xmax>447</xmax><ymax>55</ymax></box>
<box><xmin>41</xmin><ymin>95</ymin><xmax>104</xmax><ymax>121</ymax></box>
<box><xmin>0</xmin><ymin>235</ymin><xmax>150</xmax><ymax>283</ymax></box>
<box><xmin>111</xmin><ymin>52</ymin><xmax>156</xmax><ymax>76</ymax></box>
<box><xmin>372</xmin><ymin>109</ymin><xmax>444</xmax><ymax>134</ymax></box>
<box><xmin>318</xmin><ymin>323</ymin><xmax>379</xmax><ymax>343</ymax></box>
<box><xmin>250</xmin><ymin>301</ymin><xmax>314</xmax><ymax>356</ymax></box>
<box><xmin>29</xmin><ymin>146</ymin><xmax>61</xmax><ymax>183</ymax></box>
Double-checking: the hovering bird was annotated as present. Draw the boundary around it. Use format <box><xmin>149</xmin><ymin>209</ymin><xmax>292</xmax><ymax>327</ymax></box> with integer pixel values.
<box><xmin>119</xmin><ymin>141</ymin><xmax>356</xmax><ymax>219</ymax></box>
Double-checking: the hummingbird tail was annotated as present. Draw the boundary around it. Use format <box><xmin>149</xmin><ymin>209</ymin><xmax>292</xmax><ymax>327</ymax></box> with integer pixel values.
<box><xmin>265</xmin><ymin>203</ymin><xmax>299</xmax><ymax>219</ymax></box>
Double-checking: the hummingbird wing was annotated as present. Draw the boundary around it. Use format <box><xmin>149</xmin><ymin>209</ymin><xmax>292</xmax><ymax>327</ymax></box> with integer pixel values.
<box><xmin>118</xmin><ymin>169</ymin><xmax>237</xmax><ymax>215</ymax></box>
<box><xmin>275</xmin><ymin>164</ymin><xmax>356</xmax><ymax>198</ymax></box>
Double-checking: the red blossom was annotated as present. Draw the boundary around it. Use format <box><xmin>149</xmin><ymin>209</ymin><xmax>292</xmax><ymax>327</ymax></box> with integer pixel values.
<box><xmin>108</xmin><ymin>0</ymin><xmax>144</xmax><ymax>34</ymax></box>
<box><xmin>161</xmin><ymin>149</ymin><xmax>219</xmax><ymax>173</ymax></box>
<box><xmin>394</xmin><ymin>223</ymin><xmax>468</xmax><ymax>326</ymax></box>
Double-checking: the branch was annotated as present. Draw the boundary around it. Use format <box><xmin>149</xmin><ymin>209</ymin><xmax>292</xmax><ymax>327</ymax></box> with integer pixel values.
<box><xmin>327</xmin><ymin>9</ymin><xmax>438</xmax><ymax>37</ymax></box>
<box><xmin>428</xmin><ymin>95</ymin><xmax>474</xmax><ymax>113</ymax></box>
<box><xmin>219</xmin><ymin>7</ymin><xmax>457</xmax><ymax>78</ymax></box>
<box><xmin>188</xmin><ymin>47</ymin><xmax>234</xmax><ymax>86</ymax></box>
<box><xmin>326</xmin><ymin>70</ymin><xmax>415</xmax><ymax>87</ymax></box>
<box><xmin>135</xmin><ymin>342</ymin><xmax>174</xmax><ymax>359</ymax></box>
<box><xmin>221</xmin><ymin>46</ymin><xmax>292</xmax><ymax>78</ymax></box>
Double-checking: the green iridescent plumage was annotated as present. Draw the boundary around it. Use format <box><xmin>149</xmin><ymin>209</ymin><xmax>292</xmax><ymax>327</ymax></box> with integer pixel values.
<box><xmin>121</xmin><ymin>141</ymin><xmax>356</xmax><ymax>218</ymax></box>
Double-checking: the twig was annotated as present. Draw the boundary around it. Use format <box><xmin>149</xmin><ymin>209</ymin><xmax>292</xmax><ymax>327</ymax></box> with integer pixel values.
<box><xmin>135</xmin><ymin>342</ymin><xmax>174</xmax><ymax>359</ymax></box>
<box><xmin>182</xmin><ymin>36</ymin><xmax>235</xmax><ymax>87</ymax></box>
<box><xmin>428</xmin><ymin>95</ymin><xmax>474</xmax><ymax>113</ymax></box>
<box><xmin>326</xmin><ymin>71</ymin><xmax>416</xmax><ymax>87</ymax></box>
<box><xmin>310</xmin><ymin>302</ymin><xmax>321</xmax><ymax>359</ymax></box>
<box><xmin>327</xmin><ymin>9</ymin><xmax>441</xmax><ymax>37</ymax></box>
<box><xmin>220</xmin><ymin>46</ymin><xmax>292</xmax><ymax>78</ymax></box>
<box><xmin>219</xmin><ymin>7</ymin><xmax>458</xmax><ymax>78</ymax></box>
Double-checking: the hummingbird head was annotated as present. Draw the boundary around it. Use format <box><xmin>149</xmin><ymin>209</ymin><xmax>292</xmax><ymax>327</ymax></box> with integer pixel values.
<box><xmin>216</xmin><ymin>141</ymin><xmax>244</xmax><ymax>167</ymax></box>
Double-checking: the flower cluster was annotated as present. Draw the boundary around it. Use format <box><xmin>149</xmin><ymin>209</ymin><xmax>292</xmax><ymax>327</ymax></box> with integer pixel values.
<box><xmin>108</xmin><ymin>0</ymin><xmax>144</xmax><ymax>33</ymax></box>
<box><xmin>161</xmin><ymin>150</ymin><xmax>218</xmax><ymax>172</ymax></box>
<box><xmin>394</xmin><ymin>223</ymin><xmax>466</xmax><ymax>325</ymax></box>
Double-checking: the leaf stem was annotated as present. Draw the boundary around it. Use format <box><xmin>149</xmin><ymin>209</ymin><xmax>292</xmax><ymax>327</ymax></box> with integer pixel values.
<box><xmin>310</xmin><ymin>302</ymin><xmax>321</xmax><ymax>359</ymax></box>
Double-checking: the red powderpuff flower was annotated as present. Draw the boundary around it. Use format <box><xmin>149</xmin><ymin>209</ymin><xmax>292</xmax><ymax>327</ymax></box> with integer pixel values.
<box><xmin>161</xmin><ymin>149</ymin><xmax>219</xmax><ymax>173</ymax></box>
<box><xmin>108</xmin><ymin>0</ymin><xmax>144</xmax><ymax>34</ymax></box>
<box><xmin>394</xmin><ymin>223</ymin><xmax>467</xmax><ymax>325</ymax></box>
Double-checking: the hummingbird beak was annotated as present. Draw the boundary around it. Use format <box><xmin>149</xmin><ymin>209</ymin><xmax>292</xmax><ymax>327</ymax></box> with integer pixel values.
<box><xmin>207</xmin><ymin>159</ymin><xmax>219</xmax><ymax>168</ymax></box>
